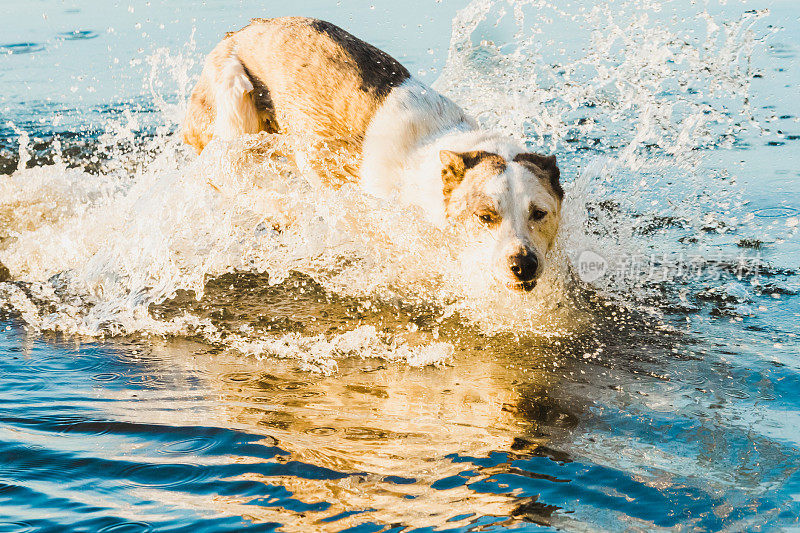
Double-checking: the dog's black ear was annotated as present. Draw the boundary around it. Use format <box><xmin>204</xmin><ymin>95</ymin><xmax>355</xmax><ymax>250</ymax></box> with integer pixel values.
<box><xmin>513</xmin><ymin>152</ymin><xmax>563</xmax><ymax>200</ymax></box>
<box><xmin>513</xmin><ymin>152</ymin><xmax>557</xmax><ymax>171</ymax></box>
<box><xmin>440</xmin><ymin>150</ymin><xmax>467</xmax><ymax>202</ymax></box>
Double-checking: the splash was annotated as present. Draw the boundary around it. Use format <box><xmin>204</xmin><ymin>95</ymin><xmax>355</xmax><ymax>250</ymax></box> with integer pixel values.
<box><xmin>435</xmin><ymin>0</ymin><xmax>781</xmax><ymax>304</ymax></box>
<box><xmin>0</xmin><ymin>1</ymin><xmax>781</xmax><ymax>369</ymax></box>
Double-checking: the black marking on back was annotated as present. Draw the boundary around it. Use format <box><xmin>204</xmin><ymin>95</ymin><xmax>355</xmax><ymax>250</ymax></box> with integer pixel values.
<box><xmin>307</xmin><ymin>19</ymin><xmax>410</xmax><ymax>98</ymax></box>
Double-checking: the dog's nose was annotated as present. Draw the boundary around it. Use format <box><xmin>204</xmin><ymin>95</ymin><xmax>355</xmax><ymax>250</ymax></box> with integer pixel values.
<box><xmin>508</xmin><ymin>251</ymin><xmax>538</xmax><ymax>281</ymax></box>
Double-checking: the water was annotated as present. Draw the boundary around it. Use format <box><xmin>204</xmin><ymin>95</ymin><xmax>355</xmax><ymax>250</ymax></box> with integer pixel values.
<box><xmin>0</xmin><ymin>0</ymin><xmax>799</xmax><ymax>531</ymax></box>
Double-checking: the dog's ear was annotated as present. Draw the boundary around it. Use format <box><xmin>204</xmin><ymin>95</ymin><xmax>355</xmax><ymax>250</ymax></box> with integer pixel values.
<box><xmin>513</xmin><ymin>152</ymin><xmax>557</xmax><ymax>171</ymax></box>
<box><xmin>440</xmin><ymin>150</ymin><xmax>508</xmax><ymax>206</ymax></box>
<box><xmin>440</xmin><ymin>150</ymin><xmax>467</xmax><ymax>202</ymax></box>
<box><xmin>513</xmin><ymin>152</ymin><xmax>563</xmax><ymax>200</ymax></box>
<box><xmin>440</xmin><ymin>149</ymin><xmax>465</xmax><ymax>173</ymax></box>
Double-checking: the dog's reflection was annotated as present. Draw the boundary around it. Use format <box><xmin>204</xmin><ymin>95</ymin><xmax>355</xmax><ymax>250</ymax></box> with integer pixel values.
<box><xmin>126</xmin><ymin>335</ymin><xmax>584</xmax><ymax>531</ymax></box>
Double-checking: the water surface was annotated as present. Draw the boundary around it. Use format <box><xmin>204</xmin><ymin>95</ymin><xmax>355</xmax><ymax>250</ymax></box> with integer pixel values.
<box><xmin>1</xmin><ymin>1</ymin><xmax>799</xmax><ymax>531</ymax></box>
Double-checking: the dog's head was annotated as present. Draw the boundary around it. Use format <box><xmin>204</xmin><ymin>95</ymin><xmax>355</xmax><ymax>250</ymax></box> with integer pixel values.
<box><xmin>440</xmin><ymin>149</ymin><xmax>563</xmax><ymax>291</ymax></box>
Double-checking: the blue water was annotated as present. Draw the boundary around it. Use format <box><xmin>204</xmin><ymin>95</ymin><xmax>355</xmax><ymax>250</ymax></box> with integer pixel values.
<box><xmin>1</xmin><ymin>1</ymin><xmax>799</xmax><ymax>532</ymax></box>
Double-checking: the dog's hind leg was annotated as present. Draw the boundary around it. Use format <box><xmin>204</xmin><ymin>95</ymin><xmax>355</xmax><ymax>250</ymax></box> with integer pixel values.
<box><xmin>212</xmin><ymin>56</ymin><xmax>261</xmax><ymax>142</ymax></box>
<box><xmin>182</xmin><ymin>77</ymin><xmax>215</xmax><ymax>153</ymax></box>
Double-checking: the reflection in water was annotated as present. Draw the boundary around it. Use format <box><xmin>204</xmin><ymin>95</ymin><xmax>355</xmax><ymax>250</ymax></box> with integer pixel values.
<box><xmin>56</xmin><ymin>275</ymin><xmax>674</xmax><ymax>530</ymax></box>
<box><xmin>125</xmin><ymin>273</ymin><xmax>795</xmax><ymax>531</ymax></box>
<box><xmin>136</xmin><ymin>336</ymin><xmax>575</xmax><ymax>530</ymax></box>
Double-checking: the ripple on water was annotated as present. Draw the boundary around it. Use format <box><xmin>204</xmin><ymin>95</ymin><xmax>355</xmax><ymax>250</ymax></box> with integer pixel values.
<box><xmin>0</xmin><ymin>522</ymin><xmax>35</xmax><ymax>533</ymax></box>
<box><xmin>278</xmin><ymin>381</ymin><xmax>324</xmax><ymax>399</ymax></box>
<box><xmin>344</xmin><ymin>427</ymin><xmax>392</xmax><ymax>440</ymax></box>
<box><xmin>753</xmin><ymin>207</ymin><xmax>800</xmax><ymax>218</ymax></box>
<box><xmin>57</xmin><ymin>30</ymin><xmax>99</xmax><ymax>41</ymax></box>
<box><xmin>91</xmin><ymin>372</ymin><xmax>123</xmax><ymax>382</ymax></box>
<box><xmin>221</xmin><ymin>371</ymin><xmax>256</xmax><ymax>384</ymax></box>
<box><xmin>120</xmin><ymin>463</ymin><xmax>206</xmax><ymax>489</ymax></box>
<box><xmin>25</xmin><ymin>353</ymin><xmax>106</xmax><ymax>375</ymax></box>
<box><xmin>97</xmin><ymin>522</ymin><xmax>152</xmax><ymax>533</ymax></box>
<box><xmin>0</xmin><ymin>43</ymin><xmax>44</xmax><ymax>54</ymax></box>
<box><xmin>58</xmin><ymin>419</ymin><xmax>114</xmax><ymax>437</ymax></box>
<box><xmin>221</xmin><ymin>373</ymin><xmax>324</xmax><ymax>398</ymax></box>
<box><xmin>277</xmin><ymin>381</ymin><xmax>309</xmax><ymax>391</ymax></box>
<box><xmin>305</xmin><ymin>427</ymin><xmax>337</xmax><ymax>436</ymax></box>
<box><xmin>156</xmin><ymin>437</ymin><xmax>216</xmax><ymax>456</ymax></box>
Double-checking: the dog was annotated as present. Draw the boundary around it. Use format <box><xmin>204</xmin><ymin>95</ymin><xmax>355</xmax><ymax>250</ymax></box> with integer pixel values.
<box><xmin>182</xmin><ymin>17</ymin><xmax>563</xmax><ymax>291</ymax></box>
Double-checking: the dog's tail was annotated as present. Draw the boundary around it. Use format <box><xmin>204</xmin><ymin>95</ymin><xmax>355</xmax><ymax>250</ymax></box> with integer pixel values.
<box><xmin>182</xmin><ymin>49</ymin><xmax>261</xmax><ymax>153</ymax></box>
<box><xmin>212</xmin><ymin>55</ymin><xmax>260</xmax><ymax>142</ymax></box>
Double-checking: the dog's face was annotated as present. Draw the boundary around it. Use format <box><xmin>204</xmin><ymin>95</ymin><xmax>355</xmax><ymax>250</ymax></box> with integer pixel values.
<box><xmin>440</xmin><ymin>149</ymin><xmax>563</xmax><ymax>291</ymax></box>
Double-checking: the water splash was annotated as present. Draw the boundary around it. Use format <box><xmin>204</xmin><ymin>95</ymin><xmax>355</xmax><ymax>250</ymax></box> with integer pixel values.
<box><xmin>0</xmin><ymin>1</ymin><xmax>783</xmax><ymax>369</ymax></box>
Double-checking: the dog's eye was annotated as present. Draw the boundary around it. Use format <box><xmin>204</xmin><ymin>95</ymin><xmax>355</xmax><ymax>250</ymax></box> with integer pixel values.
<box><xmin>477</xmin><ymin>212</ymin><xmax>497</xmax><ymax>225</ymax></box>
<box><xmin>530</xmin><ymin>208</ymin><xmax>547</xmax><ymax>221</ymax></box>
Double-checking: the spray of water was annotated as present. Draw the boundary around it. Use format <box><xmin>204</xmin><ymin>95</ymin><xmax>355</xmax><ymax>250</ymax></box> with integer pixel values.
<box><xmin>0</xmin><ymin>0</ymin><xmax>776</xmax><ymax>370</ymax></box>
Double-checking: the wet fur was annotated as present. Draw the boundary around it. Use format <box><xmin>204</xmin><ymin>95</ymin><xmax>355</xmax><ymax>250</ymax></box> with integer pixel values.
<box><xmin>183</xmin><ymin>17</ymin><xmax>409</xmax><ymax>183</ymax></box>
<box><xmin>183</xmin><ymin>17</ymin><xmax>563</xmax><ymax>289</ymax></box>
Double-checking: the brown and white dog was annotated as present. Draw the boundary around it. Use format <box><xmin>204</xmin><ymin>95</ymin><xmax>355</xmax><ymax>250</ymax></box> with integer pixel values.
<box><xmin>183</xmin><ymin>17</ymin><xmax>563</xmax><ymax>291</ymax></box>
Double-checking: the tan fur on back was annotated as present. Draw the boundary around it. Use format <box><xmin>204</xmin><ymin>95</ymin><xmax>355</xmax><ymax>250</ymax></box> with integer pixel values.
<box><xmin>183</xmin><ymin>17</ymin><xmax>410</xmax><ymax>181</ymax></box>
